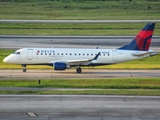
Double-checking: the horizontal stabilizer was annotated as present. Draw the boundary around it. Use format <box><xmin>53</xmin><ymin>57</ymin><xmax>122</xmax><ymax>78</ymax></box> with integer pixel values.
<box><xmin>132</xmin><ymin>51</ymin><xmax>158</xmax><ymax>57</ymax></box>
<box><xmin>132</xmin><ymin>52</ymin><xmax>149</xmax><ymax>56</ymax></box>
<box><xmin>149</xmin><ymin>52</ymin><xmax>158</xmax><ymax>57</ymax></box>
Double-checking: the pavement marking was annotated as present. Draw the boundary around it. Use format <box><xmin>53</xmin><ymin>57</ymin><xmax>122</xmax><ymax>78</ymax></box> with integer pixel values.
<box><xmin>27</xmin><ymin>112</ymin><xmax>38</xmax><ymax>117</ymax></box>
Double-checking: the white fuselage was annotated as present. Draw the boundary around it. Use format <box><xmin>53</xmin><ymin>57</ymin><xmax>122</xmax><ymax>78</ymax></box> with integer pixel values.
<box><xmin>3</xmin><ymin>48</ymin><xmax>149</xmax><ymax>66</ymax></box>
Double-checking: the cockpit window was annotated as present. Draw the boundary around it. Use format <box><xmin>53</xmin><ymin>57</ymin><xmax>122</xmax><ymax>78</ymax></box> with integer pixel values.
<box><xmin>16</xmin><ymin>52</ymin><xmax>20</xmax><ymax>55</ymax></box>
<box><xmin>13</xmin><ymin>51</ymin><xmax>20</xmax><ymax>55</ymax></box>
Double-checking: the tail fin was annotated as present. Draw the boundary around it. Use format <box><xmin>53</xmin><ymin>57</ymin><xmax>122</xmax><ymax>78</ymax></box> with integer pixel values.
<box><xmin>119</xmin><ymin>23</ymin><xmax>155</xmax><ymax>51</ymax></box>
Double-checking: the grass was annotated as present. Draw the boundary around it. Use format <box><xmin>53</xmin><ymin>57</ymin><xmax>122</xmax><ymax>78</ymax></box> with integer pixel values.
<box><xmin>0</xmin><ymin>0</ymin><xmax>160</xmax><ymax>36</ymax></box>
<box><xmin>0</xmin><ymin>22</ymin><xmax>160</xmax><ymax>35</ymax></box>
<box><xmin>0</xmin><ymin>0</ymin><xmax>160</xmax><ymax>20</ymax></box>
<box><xmin>0</xmin><ymin>78</ymin><xmax>160</xmax><ymax>89</ymax></box>
<box><xmin>1</xmin><ymin>49</ymin><xmax>160</xmax><ymax>69</ymax></box>
<box><xmin>0</xmin><ymin>78</ymin><xmax>160</xmax><ymax>95</ymax></box>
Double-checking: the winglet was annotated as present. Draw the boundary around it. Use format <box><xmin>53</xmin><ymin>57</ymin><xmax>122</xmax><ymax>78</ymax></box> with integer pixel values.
<box><xmin>92</xmin><ymin>52</ymin><xmax>101</xmax><ymax>60</ymax></box>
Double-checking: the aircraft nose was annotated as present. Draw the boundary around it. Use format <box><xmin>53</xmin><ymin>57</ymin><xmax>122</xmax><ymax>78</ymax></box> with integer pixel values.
<box><xmin>3</xmin><ymin>56</ymin><xmax>9</xmax><ymax>63</ymax></box>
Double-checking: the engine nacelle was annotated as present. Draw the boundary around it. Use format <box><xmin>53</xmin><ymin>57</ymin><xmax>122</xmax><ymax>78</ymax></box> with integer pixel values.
<box><xmin>54</xmin><ymin>62</ymin><xmax>70</xmax><ymax>70</ymax></box>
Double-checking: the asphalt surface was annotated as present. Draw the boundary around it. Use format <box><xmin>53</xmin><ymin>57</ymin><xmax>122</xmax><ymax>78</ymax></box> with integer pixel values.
<box><xmin>1</xmin><ymin>35</ymin><xmax>160</xmax><ymax>120</ymax></box>
<box><xmin>0</xmin><ymin>95</ymin><xmax>160</xmax><ymax>120</ymax></box>
<box><xmin>0</xmin><ymin>35</ymin><xmax>160</xmax><ymax>51</ymax></box>
<box><xmin>0</xmin><ymin>69</ymin><xmax>160</xmax><ymax>79</ymax></box>
<box><xmin>0</xmin><ymin>87</ymin><xmax>158</xmax><ymax>91</ymax></box>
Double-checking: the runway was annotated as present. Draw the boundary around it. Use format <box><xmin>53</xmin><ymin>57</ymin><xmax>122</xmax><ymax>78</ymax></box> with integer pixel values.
<box><xmin>0</xmin><ymin>35</ymin><xmax>160</xmax><ymax>52</ymax></box>
<box><xmin>0</xmin><ymin>69</ymin><xmax>160</xmax><ymax>79</ymax></box>
<box><xmin>0</xmin><ymin>95</ymin><xmax>160</xmax><ymax>120</ymax></box>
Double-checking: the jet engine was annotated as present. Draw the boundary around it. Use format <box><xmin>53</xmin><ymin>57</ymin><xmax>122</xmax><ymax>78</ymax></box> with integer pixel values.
<box><xmin>54</xmin><ymin>62</ymin><xmax>70</xmax><ymax>70</ymax></box>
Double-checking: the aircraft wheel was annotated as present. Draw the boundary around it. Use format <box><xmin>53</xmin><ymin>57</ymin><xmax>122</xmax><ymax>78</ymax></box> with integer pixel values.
<box><xmin>23</xmin><ymin>69</ymin><xmax>26</xmax><ymax>73</ymax></box>
<box><xmin>76</xmin><ymin>68</ymin><xmax>82</xmax><ymax>73</ymax></box>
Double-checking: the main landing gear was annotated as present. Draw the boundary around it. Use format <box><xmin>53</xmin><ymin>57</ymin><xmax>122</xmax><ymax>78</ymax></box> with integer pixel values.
<box><xmin>76</xmin><ymin>66</ymin><xmax>82</xmax><ymax>73</ymax></box>
<box><xmin>22</xmin><ymin>64</ymin><xmax>27</xmax><ymax>72</ymax></box>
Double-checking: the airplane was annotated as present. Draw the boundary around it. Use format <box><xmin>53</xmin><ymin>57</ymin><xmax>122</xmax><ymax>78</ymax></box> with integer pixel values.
<box><xmin>3</xmin><ymin>23</ymin><xmax>158</xmax><ymax>73</ymax></box>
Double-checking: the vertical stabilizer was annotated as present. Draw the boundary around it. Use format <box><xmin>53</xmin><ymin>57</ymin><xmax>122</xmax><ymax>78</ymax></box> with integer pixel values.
<box><xmin>119</xmin><ymin>23</ymin><xmax>155</xmax><ymax>51</ymax></box>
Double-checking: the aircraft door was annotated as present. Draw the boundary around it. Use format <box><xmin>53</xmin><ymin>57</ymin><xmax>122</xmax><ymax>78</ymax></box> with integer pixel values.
<box><xmin>27</xmin><ymin>49</ymin><xmax>33</xmax><ymax>60</ymax></box>
<box><xmin>112</xmin><ymin>50</ymin><xmax>117</xmax><ymax>61</ymax></box>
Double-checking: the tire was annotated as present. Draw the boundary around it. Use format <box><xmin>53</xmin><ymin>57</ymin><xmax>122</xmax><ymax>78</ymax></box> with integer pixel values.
<box><xmin>23</xmin><ymin>69</ymin><xmax>26</xmax><ymax>73</ymax></box>
<box><xmin>76</xmin><ymin>68</ymin><xmax>82</xmax><ymax>73</ymax></box>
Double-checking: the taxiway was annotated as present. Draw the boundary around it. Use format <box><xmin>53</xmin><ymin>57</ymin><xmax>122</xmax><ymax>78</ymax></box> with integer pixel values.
<box><xmin>0</xmin><ymin>69</ymin><xmax>160</xmax><ymax>79</ymax></box>
<box><xmin>0</xmin><ymin>36</ymin><xmax>160</xmax><ymax>51</ymax></box>
<box><xmin>0</xmin><ymin>95</ymin><xmax>160</xmax><ymax>120</ymax></box>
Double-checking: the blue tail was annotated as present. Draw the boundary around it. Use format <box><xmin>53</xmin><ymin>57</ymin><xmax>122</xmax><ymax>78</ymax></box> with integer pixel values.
<box><xmin>119</xmin><ymin>23</ymin><xmax>155</xmax><ymax>51</ymax></box>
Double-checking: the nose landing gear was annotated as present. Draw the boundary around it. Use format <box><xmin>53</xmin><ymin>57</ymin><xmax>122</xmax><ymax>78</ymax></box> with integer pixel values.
<box><xmin>22</xmin><ymin>64</ymin><xmax>27</xmax><ymax>72</ymax></box>
<box><xmin>23</xmin><ymin>69</ymin><xmax>26</xmax><ymax>72</ymax></box>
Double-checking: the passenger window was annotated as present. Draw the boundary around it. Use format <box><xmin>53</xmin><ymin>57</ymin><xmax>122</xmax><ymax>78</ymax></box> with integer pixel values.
<box><xmin>41</xmin><ymin>53</ymin><xmax>43</xmax><ymax>55</ymax></box>
<box><xmin>45</xmin><ymin>53</ymin><xmax>47</xmax><ymax>55</ymax></box>
<box><xmin>49</xmin><ymin>53</ymin><xmax>51</xmax><ymax>55</ymax></box>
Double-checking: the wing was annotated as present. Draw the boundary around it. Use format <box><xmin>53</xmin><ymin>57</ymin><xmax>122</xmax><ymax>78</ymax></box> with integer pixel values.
<box><xmin>67</xmin><ymin>52</ymin><xmax>101</xmax><ymax>64</ymax></box>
